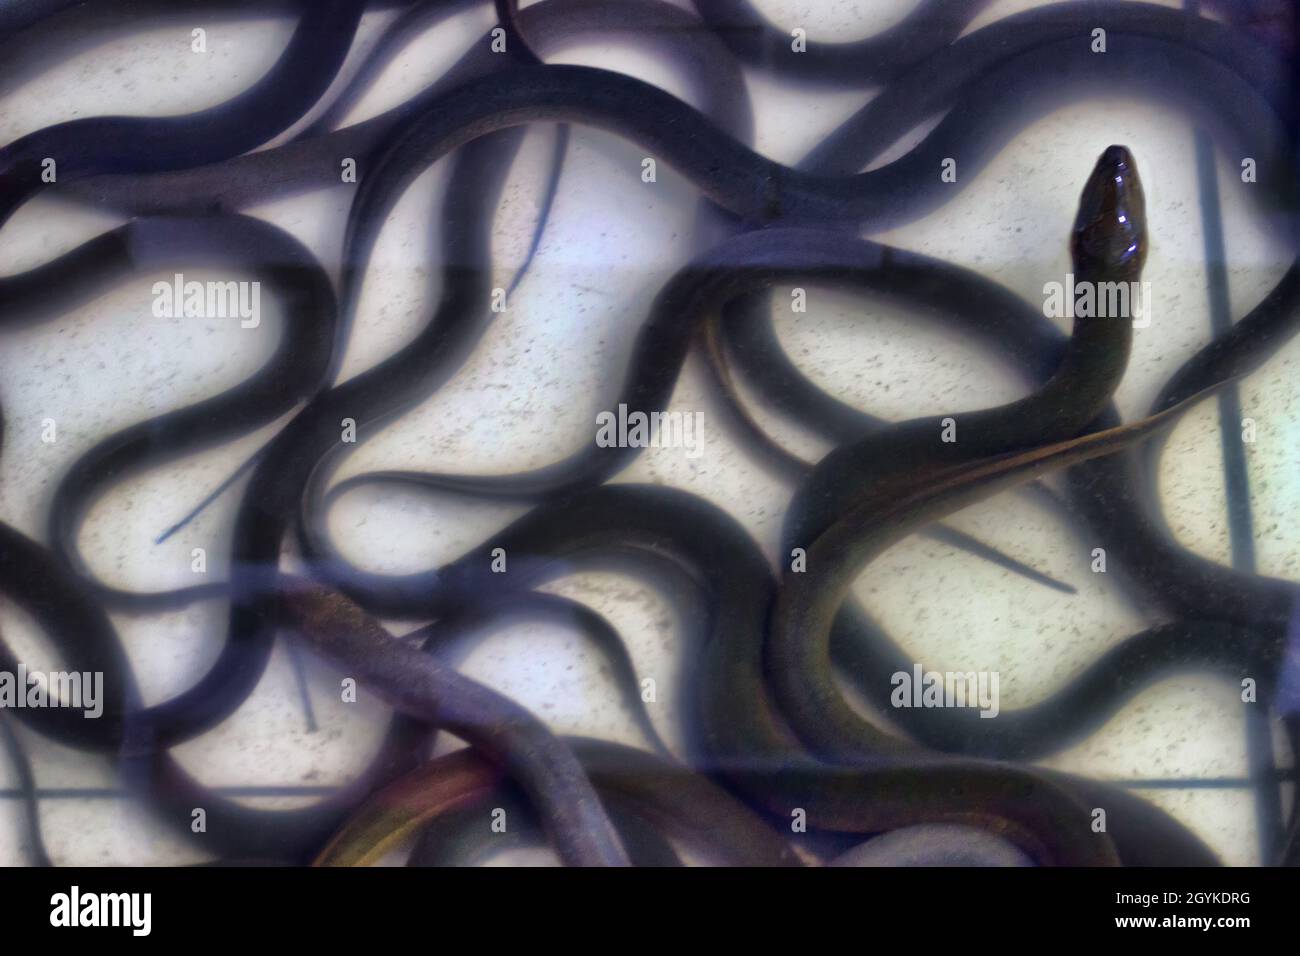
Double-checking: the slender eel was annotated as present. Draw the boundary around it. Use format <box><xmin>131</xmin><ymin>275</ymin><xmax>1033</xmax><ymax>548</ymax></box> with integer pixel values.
<box><xmin>697</xmin><ymin>16</ymin><xmax>1299</xmax><ymax>766</ymax></box>
<box><xmin>402</xmin><ymin>593</ymin><xmax>672</xmax><ymax>758</ymax></box>
<box><xmin>0</xmin><ymin>0</ymin><xmax>368</xmax><ymax>227</ymax></box>
<box><xmin>298</xmin><ymin>477</ymin><xmax>1214</xmax><ymax>864</ymax></box>
<box><xmin>52</xmin><ymin>0</ymin><xmax>750</xmax><ymax>217</ymax></box>
<box><xmin>312</xmin><ymin>749</ymin><xmax>504</xmax><ymax>867</ymax></box>
<box><xmin>0</xmin><ymin>521</ymin><xmax>435</xmax><ymax>861</ymax></box>
<box><xmin>406</xmin><ymin>784</ymin><xmax>686</xmax><ymax>867</ymax></box>
<box><xmin>686</xmin><ymin>0</ymin><xmax>993</xmax><ymax>86</ymax></box>
<box><xmin>710</xmin><ymin>21</ymin><xmax>1292</xmax><ymax>473</ymax></box>
<box><xmin>321</xmin><ymin>737</ymin><xmax>797</xmax><ymax>867</ymax></box>
<box><xmin>282</xmin><ymin>576</ymin><xmax>629</xmax><ymax>867</ymax></box>
<box><xmin>0</xmin><ymin>710</ymin><xmax>52</xmax><ymax>867</ymax></box>
<box><xmin>2</xmin><ymin>216</ymin><xmax>335</xmax><ymax>610</ymax></box>
<box><xmin>744</xmin><ymin>148</ymin><xmax>1282</xmax><ymax>866</ymax></box>
<box><xmin>777</xmin><ymin>143</ymin><xmax>1148</xmax><ymax>726</ymax></box>
<box><xmin>335</xmin><ymin>30</ymin><xmax>1293</xmax><ymax>497</ymax></box>
<box><xmin>1</xmin><ymin>0</ymin><xmax>1282</xmax><ymax>870</ymax></box>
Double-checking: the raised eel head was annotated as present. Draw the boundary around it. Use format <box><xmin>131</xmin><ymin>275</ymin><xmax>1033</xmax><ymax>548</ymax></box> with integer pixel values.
<box><xmin>1070</xmin><ymin>144</ymin><xmax>1148</xmax><ymax>282</ymax></box>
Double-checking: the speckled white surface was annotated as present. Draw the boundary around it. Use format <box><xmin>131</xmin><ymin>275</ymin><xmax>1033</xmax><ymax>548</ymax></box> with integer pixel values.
<box><xmin>0</xmin><ymin>0</ymin><xmax>1296</xmax><ymax>866</ymax></box>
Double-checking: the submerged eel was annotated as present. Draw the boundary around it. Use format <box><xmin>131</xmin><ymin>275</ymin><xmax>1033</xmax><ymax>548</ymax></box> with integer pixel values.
<box><xmin>692</xmin><ymin>11</ymin><xmax>1299</xmax><ymax>773</ymax></box>
<box><xmin>405</xmin><ymin>782</ymin><xmax>686</xmax><ymax>868</ymax></box>
<box><xmin>0</xmin><ymin>2</ymin><xmax>1276</xmax><ymax>866</ymax></box>
<box><xmin>297</xmin><ymin>147</ymin><xmax>1221</xmax><ymax>864</ymax></box>
<box><xmin>0</xmin><ymin>709</ymin><xmax>51</xmax><ymax>867</ymax></box>
<box><xmin>0</xmin><ymin>0</ymin><xmax>369</xmax><ymax>227</ymax></box>
<box><xmin>317</xmin><ymin>737</ymin><xmax>798</xmax><ymax>867</ymax></box>
<box><xmin>401</xmin><ymin>592</ymin><xmax>673</xmax><ymax>759</ymax></box>
<box><xmin>20</xmin><ymin>0</ymin><xmax>756</xmax><ymax>613</ymax></box>
<box><xmin>770</xmin><ymin>145</ymin><xmax>1146</xmax><ymax>754</ymax></box>
<box><xmin>0</xmin><ymin>519</ymin><xmax>654</xmax><ymax>864</ymax></box>
<box><xmin>282</xmin><ymin>577</ymin><xmax>629</xmax><ymax>867</ymax></box>
<box><xmin>322</xmin><ymin>7</ymin><xmax>1294</xmax><ymax>501</ymax></box>
<box><xmin>312</xmin><ymin>479</ymin><xmax>1212</xmax><ymax>865</ymax></box>
<box><xmin>0</xmin><ymin>215</ymin><xmax>339</xmax><ymax>610</ymax></box>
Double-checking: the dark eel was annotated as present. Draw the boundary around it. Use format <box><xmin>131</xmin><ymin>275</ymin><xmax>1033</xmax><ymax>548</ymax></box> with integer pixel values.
<box><xmin>0</xmin><ymin>518</ymin><xmax>658</xmax><ymax>864</ymax></box>
<box><xmin>0</xmin><ymin>709</ymin><xmax>52</xmax><ymax>867</ymax></box>
<box><xmin>0</xmin><ymin>215</ymin><xmax>337</xmax><ymax>609</ymax></box>
<box><xmin>282</xmin><ymin>576</ymin><xmax>630</xmax><ymax>867</ymax></box>
<box><xmin>762</xmin><ymin>147</ymin><xmax>1291</xmax><ymax>836</ymax></box>
<box><xmin>320</xmin><ymin>12</ymin><xmax>1294</xmax><ymax>501</ymax></box>
<box><xmin>23</xmin><ymin>0</ymin><xmax>753</xmax><ymax>611</ymax></box>
<box><xmin>0</xmin><ymin>0</ymin><xmax>369</xmax><ymax>227</ymax></box>
<box><xmin>692</xmin><ymin>7</ymin><xmax>1299</xmax><ymax>769</ymax></box>
<box><xmin>685</xmin><ymin>0</ymin><xmax>994</xmax><ymax>87</ymax></box>
<box><xmin>401</xmin><ymin>593</ymin><xmax>673</xmax><ymax>759</ymax></box>
<box><xmin>768</xmin><ymin>143</ymin><xmax>1149</xmax><ymax>753</ymax></box>
<box><xmin>0</xmin><ymin>0</ymin><xmax>1279</xmax><ymax>868</ymax></box>
<box><xmin>301</xmin><ymin>476</ymin><xmax>1216</xmax><ymax>864</ymax></box>
<box><xmin>299</xmin><ymin>143</ymin><xmax>1222</xmax><ymax>864</ymax></box>
<box><xmin>0</xmin><ymin>0</ymin><xmax>757</xmax><ymax>773</ymax></box>
<box><xmin>322</xmin><ymin>737</ymin><xmax>798</xmax><ymax>867</ymax></box>
<box><xmin>405</xmin><ymin>785</ymin><xmax>686</xmax><ymax>868</ymax></box>
<box><xmin>49</xmin><ymin>0</ymin><xmax>747</xmax><ymax>217</ymax></box>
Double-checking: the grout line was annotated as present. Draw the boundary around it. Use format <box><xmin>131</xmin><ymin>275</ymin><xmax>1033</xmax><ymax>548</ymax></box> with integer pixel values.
<box><xmin>1</xmin><ymin>771</ymin><xmax>1296</xmax><ymax>801</ymax></box>
<box><xmin>1182</xmin><ymin>0</ymin><xmax>1284</xmax><ymax>856</ymax></box>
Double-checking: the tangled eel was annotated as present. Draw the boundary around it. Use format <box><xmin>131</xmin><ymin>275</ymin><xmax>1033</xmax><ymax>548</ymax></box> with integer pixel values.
<box><xmin>0</xmin><ymin>0</ymin><xmax>1296</xmax><ymax>867</ymax></box>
